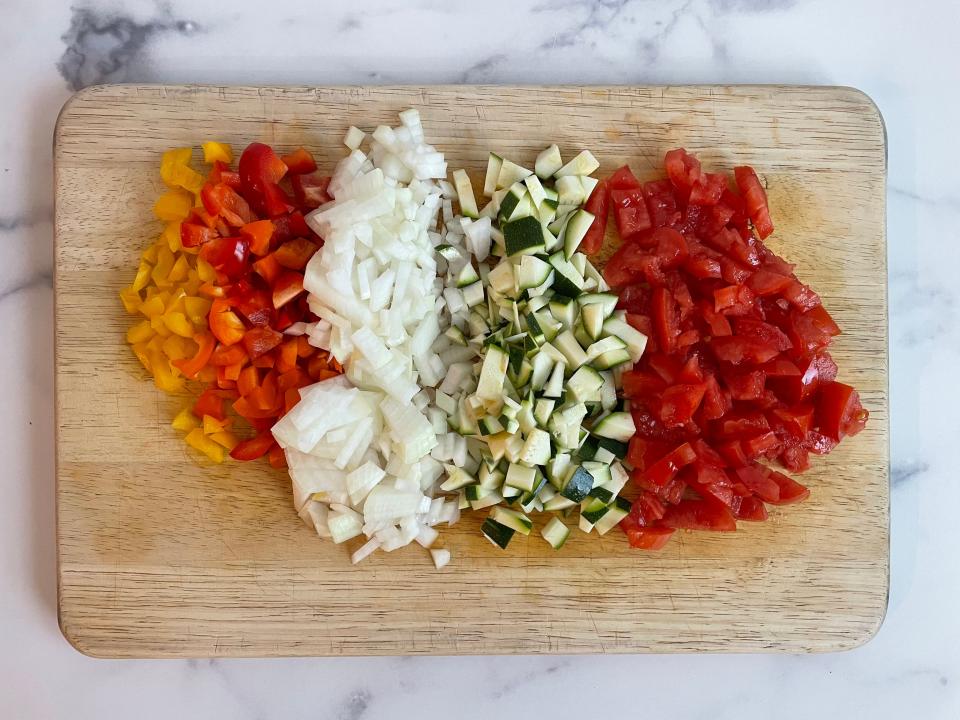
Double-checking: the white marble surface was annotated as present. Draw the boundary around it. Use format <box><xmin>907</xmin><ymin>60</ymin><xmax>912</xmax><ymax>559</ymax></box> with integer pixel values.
<box><xmin>2</xmin><ymin>0</ymin><xmax>958</xmax><ymax>716</ymax></box>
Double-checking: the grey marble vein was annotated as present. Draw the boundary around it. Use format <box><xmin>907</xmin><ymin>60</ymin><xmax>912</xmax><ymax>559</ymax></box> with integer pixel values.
<box><xmin>0</xmin><ymin>209</ymin><xmax>53</xmax><ymax>233</ymax></box>
<box><xmin>0</xmin><ymin>271</ymin><xmax>52</xmax><ymax>303</ymax></box>
<box><xmin>335</xmin><ymin>689</ymin><xmax>372</xmax><ymax>720</ymax></box>
<box><xmin>57</xmin><ymin>6</ymin><xmax>200</xmax><ymax>91</ymax></box>
<box><xmin>892</xmin><ymin>461</ymin><xmax>930</xmax><ymax>487</ymax></box>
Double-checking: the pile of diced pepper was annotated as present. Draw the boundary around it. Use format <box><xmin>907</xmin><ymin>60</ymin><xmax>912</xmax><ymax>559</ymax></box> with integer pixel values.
<box><xmin>120</xmin><ymin>141</ymin><xmax>340</xmax><ymax>465</ymax></box>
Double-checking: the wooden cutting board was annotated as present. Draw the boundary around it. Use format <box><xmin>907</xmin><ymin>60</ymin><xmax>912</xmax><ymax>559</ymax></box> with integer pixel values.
<box><xmin>55</xmin><ymin>85</ymin><xmax>888</xmax><ymax>657</ymax></box>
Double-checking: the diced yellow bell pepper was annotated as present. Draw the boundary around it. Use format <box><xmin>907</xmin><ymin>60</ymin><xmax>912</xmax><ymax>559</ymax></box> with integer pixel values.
<box><xmin>132</xmin><ymin>259</ymin><xmax>153</xmax><ymax>291</ymax></box>
<box><xmin>182</xmin><ymin>277</ymin><xmax>202</xmax><ymax>296</ymax></box>
<box><xmin>163</xmin><ymin>311</ymin><xmax>194</xmax><ymax>338</ymax></box>
<box><xmin>141</xmin><ymin>243</ymin><xmax>160</xmax><ymax>264</ymax></box>
<box><xmin>168</xmin><ymin>255</ymin><xmax>190</xmax><ymax>283</ymax></box>
<box><xmin>162</xmin><ymin>222</ymin><xmax>182</xmax><ymax>252</ymax></box>
<box><xmin>150</xmin><ymin>316</ymin><xmax>172</xmax><ymax>337</ymax></box>
<box><xmin>196</xmin><ymin>258</ymin><xmax>217</xmax><ymax>282</ymax></box>
<box><xmin>184</xmin><ymin>296</ymin><xmax>211</xmax><ymax>324</ymax></box>
<box><xmin>131</xmin><ymin>341</ymin><xmax>152</xmax><ymax>372</ymax></box>
<box><xmin>202</xmin><ymin>141</ymin><xmax>233</xmax><ymax>165</ymax></box>
<box><xmin>171</xmin><ymin>407</ymin><xmax>201</xmax><ymax>432</ymax></box>
<box><xmin>160</xmin><ymin>148</ymin><xmax>194</xmax><ymax>187</ymax></box>
<box><xmin>185</xmin><ymin>428</ymin><xmax>225</xmax><ymax>463</ymax></box>
<box><xmin>210</xmin><ymin>431</ymin><xmax>240</xmax><ymax>451</ymax></box>
<box><xmin>139</xmin><ymin>295</ymin><xmax>166</xmax><ymax>318</ymax></box>
<box><xmin>126</xmin><ymin>319</ymin><xmax>154</xmax><ymax>344</ymax></box>
<box><xmin>154</xmin><ymin>188</ymin><xmax>194</xmax><ymax>222</ymax></box>
<box><xmin>152</xmin><ymin>246</ymin><xmax>176</xmax><ymax>285</ymax></box>
<box><xmin>174</xmin><ymin>165</ymin><xmax>206</xmax><ymax>194</ymax></box>
<box><xmin>161</xmin><ymin>334</ymin><xmax>193</xmax><ymax>360</ymax></box>
<box><xmin>202</xmin><ymin>414</ymin><xmax>230</xmax><ymax>435</ymax></box>
<box><xmin>153</xmin><ymin>362</ymin><xmax>184</xmax><ymax>393</ymax></box>
<box><xmin>119</xmin><ymin>286</ymin><xmax>142</xmax><ymax>314</ymax></box>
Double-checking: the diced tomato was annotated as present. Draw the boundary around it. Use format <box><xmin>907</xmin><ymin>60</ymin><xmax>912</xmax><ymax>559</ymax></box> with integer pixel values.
<box><xmin>710</xmin><ymin>336</ymin><xmax>780</xmax><ymax>365</ymax></box>
<box><xmin>771</xmin><ymin>404</ymin><xmax>815</xmax><ymax>438</ymax></box>
<box><xmin>782</xmin><ymin>280</ymin><xmax>821</xmax><ymax>310</ymax></box>
<box><xmin>651</xmin><ymin>287</ymin><xmax>679</xmax><ymax>355</ymax></box>
<box><xmin>622</xmin><ymin>369</ymin><xmax>666</xmax><ymax>399</ymax></box>
<box><xmin>766</xmin><ymin>471</ymin><xmax>809</xmax><ymax>504</ymax></box>
<box><xmin>658</xmin><ymin>384</ymin><xmax>707</xmax><ymax>427</ymax></box>
<box><xmin>639</xmin><ymin>442</ymin><xmax>697</xmax><ymax>487</ymax></box>
<box><xmin>688</xmin><ymin>172</ymin><xmax>727</xmax><ymax>206</ymax></box>
<box><xmin>700</xmin><ymin>374</ymin><xmax>731</xmax><ymax>421</ymax></box>
<box><xmin>780</xmin><ymin>445</ymin><xmax>811</xmax><ymax>473</ymax></box>
<box><xmin>617</xmin><ymin>284</ymin><xmax>652</xmax><ymax>314</ymax></box>
<box><xmin>643</xmin><ymin>179</ymin><xmax>681</xmax><ymax>228</ymax></box>
<box><xmin>816</xmin><ymin>381</ymin><xmax>869</xmax><ymax>441</ymax></box>
<box><xmin>661</xmin><ymin>498</ymin><xmax>737</xmax><ymax>532</ymax></box>
<box><xmin>653</xmin><ymin>228</ymin><xmax>688</xmax><ymax>269</ymax></box>
<box><xmin>733</xmin><ymin>496</ymin><xmax>768</xmax><ymax>521</ymax></box>
<box><xmin>610</xmin><ymin>187</ymin><xmax>653</xmax><ymax>242</ymax></box>
<box><xmin>786</xmin><ymin>305</ymin><xmax>841</xmax><ymax>357</ymax></box>
<box><xmin>734</xmin><ymin>166</ymin><xmax>774</xmax><ymax>239</ymax></box>
<box><xmin>747</xmin><ymin>269</ymin><xmax>793</xmax><ymax>296</ymax></box>
<box><xmin>608</xmin><ymin>165</ymin><xmax>643</xmax><ymax>190</ymax></box>
<box><xmin>685</xmin><ymin>255</ymin><xmax>722</xmax><ymax>280</ymax></box>
<box><xmin>664</xmin><ymin>149</ymin><xmax>702</xmax><ymax>192</ymax></box>
<box><xmin>280</xmin><ymin>147</ymin><xmax>318</xmax><ymax>175</ymax></box>
<box><xmin>741</xmin><ymin>431</ymin><xmax>780</xmax><ymax>459</ymax></box>
<box><xmin>725</xmin><ymin>370</ymin><xmax>765</xmax><ymax>401</ymax></box>
<box><xmin>580</xmin><ymin>179</ymin><xmax>609</xmax><ymax>255</ymax></box>
<box><xmin>715</xmin><ymin>412</ymin><xmax>771</xmax><ymax>439</ymax></box>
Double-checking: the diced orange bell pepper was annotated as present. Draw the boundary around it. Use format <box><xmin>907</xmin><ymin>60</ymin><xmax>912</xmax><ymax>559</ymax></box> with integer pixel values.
<box><xmin>296</xmin><ymin>335</ymin><xmax>314</xmax><ymax>358</ymax></box>
<box><xmin>210</xmin><ymin>342</ymin><xmax>248</xmax><ymax>366</ymax></box>
<box><xmin>242</xmin><ymin>326</ymin><xmax>283</xmax><ymax>359</ymax></box>
<box><xmin>224</xmin><ymin>362</ymin><xmax>243</xmax><ymax>382</ymax></box>
<box><xmin>253</xmin><ymin>253</ymin><xmax>282</xmax><ymax>285</ymax></box>
<box><xmin>172</xmin><ymin>332</ymin><xmax>216</xmax><ymax>379</ymax></box>
<box><xmin>209</xmin><ymin>298</ymin><xmax>246</xmax><ymax>345</ymax></box>
<box><xmin>272</xmin><ymin>271</ymin><xmax>305</xmax><ymax>308</ymax></box>
<box><xmin>237</xmin><ymin>365</ymin><xmax>259</xmax><ymax>397</ymax></box>
<box><xmin>278</xmin><ymin>367</ymin><xmax>310</xmax><ymax>392</ymax></box>
<box><xmin>283</xmin><ymin>387</ymin><xmax>301</xmax><ymax>415</ymax></box>
<box><xmin>268</xmin><ymin>445</ymin><xmax>287</xmax><ymax>469</ymax></box>
<box><xmin>280</xmin><ymin>147</ymin><xmax>318</xmax><ymax>175</ymax></box>
<box><xmin>273</xmin><ymin>238</ymin><xmax>318</xmax><ymax>270</ymax></box>
<box><xmin>240</xmin><ymin>219</ymin><xmax>275</xmax><ymax>256</ymax></box>
<box><xmin>276</xmin><ymin>338</ymin><xmax>299</xmax><ymax>373</ymax></box>
<box><xmin>230</xmin><ymin>431</ymin><xmax>276</xmax><ymax>461</ymax></box>
<box><xmin>193</xmin><ymin>388</ymin><xmax>226</xmax><ymax>421</ymax></box>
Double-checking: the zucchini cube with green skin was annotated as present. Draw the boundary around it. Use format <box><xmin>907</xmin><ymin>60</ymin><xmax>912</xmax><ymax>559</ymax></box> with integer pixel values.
<box><xmin>535</xmin><ymin>144</ymin><xmax>563</xmax><ymax>179</ymax></box>
<box><xmin>560</xmin><ymin>465</ymin><xmax>594</xmax><ymax>502</ymax></box>
<box><xmin>503</xmin><ymin>216</ymin><xmax>547</xmax><ymax>257</ymax></box>
<box><xmin>593</xmin><ymin>496</ymin><xmax>631</xmax><ymax>535</ymax></box>
<box><xmin>505</xmin><ymin>462</ymin><xmax>538</xmax><ymax>492</ymax></box>
<box><xmin>484</xmin><ymin>153</ymin><xmax>503</xmax><ymax>196</ymax></box>
<box><xmin>481</xmin><ymin>517</ymin><xmax>516</xmax><ymax>549</ymax></box>
<box><xmin>491</xmin><ymin>506</ymin><xmax>533</xmax><ymax>535</ymax></box>
<box><xmin>453</xmin><ymin>168</ymin><xmax>479</xmax><ymax>218</ymax></box>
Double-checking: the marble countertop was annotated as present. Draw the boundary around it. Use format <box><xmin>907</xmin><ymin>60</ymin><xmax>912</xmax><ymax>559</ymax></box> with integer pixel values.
<box><xmin>3</xmin><ymin>0</ymin><xmax>958</xmax><ymax>716</ymax></box>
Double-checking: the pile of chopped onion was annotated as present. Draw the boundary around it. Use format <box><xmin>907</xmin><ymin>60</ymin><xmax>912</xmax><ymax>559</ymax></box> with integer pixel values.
<box><xmin>271</xmin><ymin>110</ymin><xmax>461</xmax><ymax>565</ymax></box>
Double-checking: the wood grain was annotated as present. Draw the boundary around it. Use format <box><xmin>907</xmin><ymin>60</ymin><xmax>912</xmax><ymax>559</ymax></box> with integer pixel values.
<box><xmin>54</xmin><ymin>85</ymin><xmax>888</xmax><ymax>657</ymax></box>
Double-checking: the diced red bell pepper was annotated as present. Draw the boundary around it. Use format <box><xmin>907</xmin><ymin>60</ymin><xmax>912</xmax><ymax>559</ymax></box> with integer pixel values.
<box><xmin>268</xmin><ymin>444</ymin><xmax>287</xmax><ymax>469</ymax></box>
<box><xmin>181</xmin><ymin>222</ymin><xmax>217</xmax><ymax>249</ymax></box>
<box><xmin>291</xmin><ymin>172</ymin><xmax>332</xmax><ymax>210</ymax></box>
<box><xmin>193</xmin><ymin>388</ymin><xmax>227</xmax><ymax>421</ymax></box>
<box><xmin>243</xmin><ymin>326</ymin><xmax>283</xmax><ymax>359</ymax></box>
<box><xmin>200</xmin><ymin>236</ymin><xmax>250</xmax><ymax>280</ymax></box>
<box><xmin>238</xmin><ymin>142</ymin><xmax>288</xmax><ymax>215</ymax></box>
<box><xmin>201</xmin><ymin>183</ymin><xmax>258</xmax><ymax>227</ymax></box>
<box><xmin>272</xmin><ymin>271</ymin><xmax>305</xmax><ymax>308</ymax></box>
<box><xmin>230</xmin><ymin>431</ymin><xmax>277</xmax><ymax>461</ymax></box>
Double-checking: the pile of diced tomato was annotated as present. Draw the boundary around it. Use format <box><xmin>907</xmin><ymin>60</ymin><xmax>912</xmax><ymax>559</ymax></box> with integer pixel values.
<box><xmin>588</xmin><ymin>150</ymin><xmax>869</xmax><ymax>549</ymax></box>
<box><xmin>121</xmin><ymin>141</ymin><xmax>338</xmax><ymax>466</ymax></box>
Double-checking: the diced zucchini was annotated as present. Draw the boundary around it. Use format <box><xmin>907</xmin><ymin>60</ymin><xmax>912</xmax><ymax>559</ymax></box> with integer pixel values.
<box><xmin>554</xmin><ymin>330</ymin><xmax>589</xmax><ymax>369</ymax></box>
<box><xmin>497</xmin><ymin>159</ymin><xmax>533</xmax><ymax>189</ymax></box>
<box><xmin>555</xmin><ymin>175</ymin><xmax>587</xmax><ymax>206</ymax></box>
<box><xmin>517</xmin><ymin>254</ymin><xmax>552</xmax><ymax>290</ymax></box>
<box><xmin>543</xmin><ymin>360</ymin><xmax>566</xmax><ymax>398</ymax></box>
<box><xmin>547</xmin><ymin>453</ymin><xmax>572</xmax><ymax>488</ymax></box>
<box><xmin>534</xmin><ymin>397</ymin><xmax>556</xmax><ymax>426</ymax></box>
<box><xmin>581</xmin><ymin>496</ymin><xmax>610</xmax><ymax>525</ymax></box>
<box><xmin>453</xmin><ymin>168</ymin><xmax>479</xmax><ymax>219</ymax></box>
<box><xmin>597</xmin><ymin>436</ymin><xmax>629</xmax><ymax>459</ymax></box>
<box><xmin>490</xmin><ymin>506</ymin><xmax>533</xmax><ymax>535</ymax></box>
<box><xmin>462</xmin><ymin>281</ymin><xmax>485</xmax><ymax>308</ymax></box>
<box><xmin>524</xmin><ymin>174</ymin><xmax>547</xmax><ymax>207</ymax></box>
<box><xmin>478</xmin><ymin>414</ymin><xmax>504</xmax><ymax>436</ymax></box>
<box><xmin>588</xmin><ymin>484</ymin><xmax>613</xmax><ymax>504</ymax></box>
<box><xmin>543</xmin><ymin>494</ymin><xmax>576</xmax><ymax>511</ymax></box>
<box><xmin>535</xmin><ymin>144</ymin><xmax>563</xmax><ymax>179</ymax></box>
<box><xmin>592</xmin><ymin>411</ymin><xmax>636</xmax><ymax>442</ymax></box>
<box><xmin>476</xmin><ymin>344</ymin><xmax>508</xmax><ymax>401</ymax></box>
<box><xmin>520</xmin><ymin>428</ymin><xmax>552</xmax><ymax>466</ymax></box>
<box><xmin>481</xmin><ymin>517</ymin><xmax>516</xmax><ymax>549</ymax></box>
<box><xmin>602</xmin><ymin>317</ymin><xmax>648</xmax><ymax>363</ymax></box>
<box><xmin>547</xmin><ymin>252</ymin><xmax>584</xmax><ymax>298</ymax></box>
<box><xmin>456</xmin><ymin>262</ymin><xmax>480</xmax><ymax>288</ymax></box>
<box><xmin>555</xmin><ymin>150</ymin><xmax>599</xmax><ymax>177</ymax></box>
<box><xmin>498</xmin><ymin>182</ymin><xmax>531</xmax><ymax>222</ymax></box>
<box><xmin>441</xmin><ymin>466</ymin><xmax>476</xmax><ymax>491</ymax></box>
<box><xmin>594</xmin><ymin>496</ymin><xmax>631</xmax><ymax>535</ymax></box>
<box><xmin>561</xmin><ymin>465</ymin><xmax>594</xmax><ymax>502</ymax></box>
<box><xmin>505</xmin><ymin>462</ymin><xmax>538</xmax><ymax>492</ymax></box>
<box><xmin>503</xmin><ymin>216</ymin><xmax>546</xmax><ymax>257</ymax></box>
<box><xmin>581</xmin><ymin>302</ymin><xmax>606</xmax><ymax>340</ymax></box>
<box><xmin>567</xmin><ymin>365</ymin><xmax>604</xmax><ymax>402</ymax></box>
<box><xmin>540</xmin><ymin>516</ymin><xmax>570</xmax><ymax>549</ymax></box>
<box><xmin>445</xmin><ymin>325</ymin><xmax>468</xmax><ymax>346</ymax></box>
<box><xmin>484</xmin><ymin>153</ymin><xmax>503</xmax><ymax>196</ymax></box>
